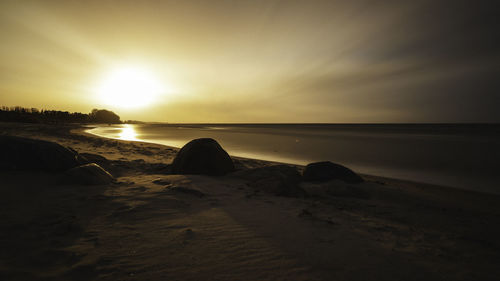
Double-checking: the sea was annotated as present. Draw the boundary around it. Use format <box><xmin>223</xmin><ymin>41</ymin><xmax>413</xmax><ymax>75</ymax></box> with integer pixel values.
<box><xmin>87</xmin><ymin>123</ymin><xmax>500</xmax><ymax>194</ymax></box>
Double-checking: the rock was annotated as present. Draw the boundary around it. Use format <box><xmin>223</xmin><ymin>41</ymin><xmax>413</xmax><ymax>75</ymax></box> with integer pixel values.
<box><xmin>171</xmin><ymin>138</ymin><xmax>234</xmax><ymax>176</ymax></box>
<box><xmin>78</xmin><ymin>152</ymin><xmax>112</xmax><ymax>170</ymax></box>
<box><xmin>78</xmin><ymin>152</ymin><xmax>108</xmax><ymax>164</ymax></box>
<box><xmin>152</xmin><ymin>178</ymin><xmax>171</xmax><ymax>185</ymax></box>
<box><xmin>166</xmin><ymin>186</ymin><xmax>206</xmax><ymax>198</ymax></box>
<box><xmin>232</xmin><ymin>165</ymin><xmax>305</xmax><ymax>197</ymax></box>
<box><xmin>65</xmin><ymin>163</ymin><xmax>115</xmax><ymax>185</ymax></box>
<box><xmin>144</xmin><ymin>163</ymin><xmax>171</xmax><ymax>174</ymax></box>
<box><xmin>300</xmin><ymin>181</ymin><xmax>370</xmax><ymax>199</ymax></box>
<box><xmin>0</xmin><ymin>135</ymin><xmax>81</xmax><ymax>171</ymax></box>
<box><xmin>303</xmin><ymin>161</ymin><xmax>363</xmax><ymax>183</ymax></box>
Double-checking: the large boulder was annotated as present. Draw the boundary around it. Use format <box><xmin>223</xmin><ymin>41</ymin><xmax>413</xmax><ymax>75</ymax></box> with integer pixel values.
<box><xmin>232</xmin><ymin>165</ymin><xmax>305</xmax><ymax>197</ymax></box>
<box><xmin>303</xmin><ymin>161</ymin><xmax>363</xmax><ymax>183</ymax></box>
<box><xmin>171</xmin><ymin>138</ymin><xmax>234</xmax><ymax>176</ymax></box>
<box><xmin>0</xmin><ymin>135</ymin><xmax>81</xmax><ymax>171</ymax></box>
<box><xmin>65</xmin><ymin>163</ymin><xmax>115</xmax><ymax>185</ymax></box>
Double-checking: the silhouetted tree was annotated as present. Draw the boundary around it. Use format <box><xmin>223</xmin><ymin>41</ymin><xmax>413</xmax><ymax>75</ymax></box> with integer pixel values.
<box><xmin>0</xmin><ymin>106</ymin><xmax>121</xmax><ymax>124</ymax></box>
<box><xmin>89</xmin><ymin>109</ymin><xmax>121</xmax><ymax>124</ymax></box>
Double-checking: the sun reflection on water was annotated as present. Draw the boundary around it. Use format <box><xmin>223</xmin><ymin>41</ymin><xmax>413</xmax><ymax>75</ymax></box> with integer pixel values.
<box><xmin>119</xmin><ymin>124</ymin><xmax>138</xmax><ymax>141</ymax></box>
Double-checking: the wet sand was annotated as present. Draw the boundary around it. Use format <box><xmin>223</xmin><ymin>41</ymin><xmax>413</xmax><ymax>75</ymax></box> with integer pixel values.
<box><xmin>1</xmin><ymin>122</ymin><xmax>500</xmax><ymax>281</ymax></box>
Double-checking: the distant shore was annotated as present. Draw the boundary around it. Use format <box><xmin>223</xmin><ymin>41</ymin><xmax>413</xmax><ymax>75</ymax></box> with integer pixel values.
<box><xmin>1</xmin><ymin>121</ymin><xmax>500</xmax><ymax>281</ymax></box>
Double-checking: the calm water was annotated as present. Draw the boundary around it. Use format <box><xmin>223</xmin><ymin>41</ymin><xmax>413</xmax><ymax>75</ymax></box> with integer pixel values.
<box><xmin>87</xmin><ymin>123</ymin><xmax>500</xmax><ymax>194</ymax></box>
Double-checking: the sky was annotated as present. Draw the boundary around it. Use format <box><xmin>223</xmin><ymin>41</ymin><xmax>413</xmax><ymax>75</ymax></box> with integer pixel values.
<box><xmin>1</xmin><ymin>0</ymin><xmax>499</xmax><ymax>123</ymax></box>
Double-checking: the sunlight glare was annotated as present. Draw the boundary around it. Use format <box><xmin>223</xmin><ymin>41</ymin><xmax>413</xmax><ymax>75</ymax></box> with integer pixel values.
<box><xmin>97</xmin><ymin>67</ymin><xmax>164</xmax><ymax>109</ymax></box>
<box><xmin>119</xmin><ymin>124</ymin><xmax>138</xmax><ymax>141</ymax></box>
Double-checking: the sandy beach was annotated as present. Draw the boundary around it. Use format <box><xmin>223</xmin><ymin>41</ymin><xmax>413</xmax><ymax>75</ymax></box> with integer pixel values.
<box><xmin>1</xmin><ymin>122</ymin><xmax>500</xmax><ymax>281</ymax></box>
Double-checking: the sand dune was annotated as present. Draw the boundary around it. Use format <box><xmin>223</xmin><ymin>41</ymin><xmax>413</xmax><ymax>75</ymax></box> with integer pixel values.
<box><xmin>1</xmin><ymin>122</ymin><xmax>500</xmax><ymax>281</ymax></box>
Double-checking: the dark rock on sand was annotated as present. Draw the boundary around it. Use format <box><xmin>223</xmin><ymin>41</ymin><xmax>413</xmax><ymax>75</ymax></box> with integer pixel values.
<box><xmin>152</xmin><ymin>178</ymin><xmax>171</xmax><ymax>185</ymax></box>
<box><xmin>0</xmin><ymin>135</ymin><xmax>81</xmax><ymax>171</ymax></box>
<box><xmin>300</xmin><ymin>181</ymin><xmax>370</xmax><ymax>199</ymax></box>
<box><xmin>144</xmin><ymin>163</ymin><xmax>172</xmax><ymax>174</ymax></box>
<box><xmin>232</xmin><ymin>165</ymin><xmax>305</xmax><ymax>197</ymax></box>
<box><xmin>78</xmin><ymin>152</ymin><xmax>108</xmax><ymax>164</ymax></box>
<box><xmin>166</xmin><ymin>186</ymin><xmax>206</xmax><ymax>198</ymax></box>
<box><xmin>303</xmin><ymin>161</ymin><xmax>363</xmax><ymax>183</ymax></box>
<box><xmin>77</xmin><ymin>152</ymin><xmax>113</xmax><ymax>170</ymax></box>
<box><xmin>171</xmin><ymin>138</ymin><xmax>234</xmax><ymax>176</ymax></box>
<box><xmin>65</xmin><ymin>163</ymin><xmax>115</xmax><ymax>185</ymax></box>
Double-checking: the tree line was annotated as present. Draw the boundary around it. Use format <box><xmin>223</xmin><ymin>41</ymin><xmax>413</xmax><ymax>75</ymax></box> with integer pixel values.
<box><xmin>0</xmin><ymin>106</ymin><xmax>121</xmax><ymax>124</ymax></box>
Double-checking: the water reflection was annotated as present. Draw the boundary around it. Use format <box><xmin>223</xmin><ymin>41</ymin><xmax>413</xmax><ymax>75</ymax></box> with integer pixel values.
<box><xmin>119</xmin><ymin>124</ymin><xmax>138</xmax><ymax>141</ymax></box>
<box><xmin>86</xmin><ymin>123</ymin><xmax>500</xmax><ymax>193</ymax></box>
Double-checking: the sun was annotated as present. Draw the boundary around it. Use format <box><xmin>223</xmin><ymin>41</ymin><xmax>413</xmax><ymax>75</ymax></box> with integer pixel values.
<box><xmin>96</xmin><ymin>66</ymin><xmax>164</xmax><ymax>109</ymax></box>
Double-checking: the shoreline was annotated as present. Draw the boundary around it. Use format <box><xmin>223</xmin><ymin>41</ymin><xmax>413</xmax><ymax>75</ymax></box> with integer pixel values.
<box><xmin>2</xmin><ymin>120</ymin><xmax>499</xmax><ymax>202</ymax></box>
<box><xmin>84</xmin><ymin>122</ymin><xmax>498</xmax><ymax>197</ymax></box>
<box><xmin>1</xmin><ymin>121</ymin><xmax>500</xmax><ymax>280</ymax></box>
<box><xmin>2</xmin><ymin>120</ymin><xmax>496</xmax><ymax>197</ymax></box>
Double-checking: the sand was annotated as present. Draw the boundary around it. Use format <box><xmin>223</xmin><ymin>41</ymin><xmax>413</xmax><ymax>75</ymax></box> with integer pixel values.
<box><xmin>1</xmin><ymin>122</ymin><xmax>500</xmax><ymax>281</ymax></box>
